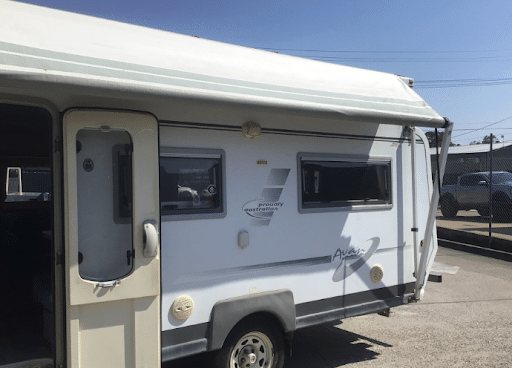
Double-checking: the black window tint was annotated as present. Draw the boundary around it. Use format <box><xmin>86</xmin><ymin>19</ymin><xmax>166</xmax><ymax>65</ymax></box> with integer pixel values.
<box><xmin>160</xmin><ymin>156</ymin><xmax>222</xmax><ymax>215</ymax></box>
<box><xmin>461</xmin><ymin>175</ymin><xmax>484</xmax><ymax>186</ymax></box>
<box><xmin>20</xmin><ymin>168</ymin><xmax>51</xmax><ymax>193</ymax></box>
<box><xmin>113</xmin><ymin>144</ymin><xmax>132</xmax><ymax>222</ymax></box>
<box><xmin>459</xmin><ymin>176</ymin><xmax>471</xmax><ymax>186</ymax></box>
<box><xmin>301</xmin><ymin>160</ymin><xmax>391</xmax><ymax>208</ymax></box>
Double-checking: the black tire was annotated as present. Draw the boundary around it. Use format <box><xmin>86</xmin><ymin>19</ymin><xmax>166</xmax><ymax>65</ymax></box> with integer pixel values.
<box><xmin>492</xmin><ymin>194</ymin><xmax>512</xmax><ymax>223</ymax></box>
<box><xmin>214</xmin><ymin>316</ymin><xmax>285</xmax><ymax>368</ymax></box>
<box><xmin>477</xmin><ymin>208</ymin><xmax>490</xmax><ymax>217</ymax></box>
<box><xmin>440</xmin><ymin>196</ymin><xmax>458</xmax><ymax>218</ymax></box>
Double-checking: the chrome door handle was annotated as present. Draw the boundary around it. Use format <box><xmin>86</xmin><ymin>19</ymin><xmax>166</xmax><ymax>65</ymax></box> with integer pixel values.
<box><xmin>143</xmin><ymin>220</ymin><xmax>159</xmax><ymax>258</ymax></box>
<box><xmin>96</xmin><ymin>280</ymin><xmax>120</xmax><ymax>288</ymax></box>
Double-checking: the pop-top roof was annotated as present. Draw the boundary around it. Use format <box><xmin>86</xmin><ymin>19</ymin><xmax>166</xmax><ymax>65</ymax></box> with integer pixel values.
<box><xmin>0</xmin><ymin>1</ymin><xmax>446</xmax><ymax>128</ymax></box>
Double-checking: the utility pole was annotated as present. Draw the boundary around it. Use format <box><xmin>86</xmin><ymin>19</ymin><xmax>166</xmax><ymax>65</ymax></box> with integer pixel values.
<box><xmin>489</xmin><ymin>133</ymin><xmax>493</xmax><ymax>247</ymax></box>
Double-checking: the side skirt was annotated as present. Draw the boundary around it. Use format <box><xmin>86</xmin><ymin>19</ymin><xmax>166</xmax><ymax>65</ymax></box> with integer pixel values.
<box><xmin>296</xmin><ymin>293</ymin><xmax>413</xmax><ymax>329</ymax></box>
<box><xmin>160</xmin><ymin>283</ymin><xmax>415</xmax><ymax>362</ymax></box>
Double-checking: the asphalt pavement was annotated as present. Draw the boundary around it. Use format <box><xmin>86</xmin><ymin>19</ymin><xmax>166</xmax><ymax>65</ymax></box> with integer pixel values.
<box><xmin>164</xmin><ymin>246</ymin><xmax>512</xmax><ymax>368</ymax></box>
<box><xmin>436</xmin><ymin>209</ymin><xmax>512</xmax><ymax>243</ymax></box>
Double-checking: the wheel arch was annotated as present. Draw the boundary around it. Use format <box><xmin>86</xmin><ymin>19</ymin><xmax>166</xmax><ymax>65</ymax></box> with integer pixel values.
<box><xmin>440</xmin><ymin>192</ymin><xmax>456</xmax><ymax>201</ymax></box>
<box><xmin>492</xmin><ymin>191</ymin><xmax>509</xmax><ymax>201</ymax></box>
<box><xmin>208</xmin><ymin>289</ymin><xmax>295</xmax><ymax>352</ymax></box>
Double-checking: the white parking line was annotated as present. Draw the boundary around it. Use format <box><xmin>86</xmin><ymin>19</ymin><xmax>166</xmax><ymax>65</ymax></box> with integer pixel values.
<box><xmin>431</xmin><ymin>262</ymin><xmax>460</xmax><ymax>274</ymax></box>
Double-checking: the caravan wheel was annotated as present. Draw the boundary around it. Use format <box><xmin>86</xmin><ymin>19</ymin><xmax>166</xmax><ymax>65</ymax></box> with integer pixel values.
<box><xmin>214</xmin><ymin>316</ymin><xmax>285</xmax><ymax>368</ymax></box>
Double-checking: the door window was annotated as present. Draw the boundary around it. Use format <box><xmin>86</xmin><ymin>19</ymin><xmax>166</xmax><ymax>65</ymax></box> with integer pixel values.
<box><xmin>76</xmin><ymin>129</ymin><xmax>133</xmax><ymax>281</ymax></box>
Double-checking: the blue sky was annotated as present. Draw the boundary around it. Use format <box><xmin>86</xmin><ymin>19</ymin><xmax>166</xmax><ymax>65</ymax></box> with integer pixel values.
<box><xmin>18</xmin><ymin>0</ymin><xmax>512</xmax><ymax>145</ymax></box>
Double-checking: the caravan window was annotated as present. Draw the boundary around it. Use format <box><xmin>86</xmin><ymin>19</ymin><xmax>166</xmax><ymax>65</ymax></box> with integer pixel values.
<box><xmin>160</xmin><ymin>148</ymin><xmax>225</xmax><ymax>219</ymax></box>
<box><xmin>299</xmin><ymin>155</ymin><xmax>391</xmax><ymax>211</ymax></box>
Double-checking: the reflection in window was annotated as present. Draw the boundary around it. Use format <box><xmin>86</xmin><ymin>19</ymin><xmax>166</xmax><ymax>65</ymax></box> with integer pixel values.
<box><xmin>5</xmin><ymin>167</ymin><xmax>51</xmax><ymax>202</ymax></box>
<box><xmin>160</xmin><ymin>153</ymin><xmax>223</xmax><ymax>216</ymax></box>
<box><xmin>491</xmin><ymin>172</ymin><xmax>512</xmax><ymax>184</ymax></box>
<box><xmin>301</xmin><ymin>159</ymin><xmax>391</xmax><ymax>209</ymax></box>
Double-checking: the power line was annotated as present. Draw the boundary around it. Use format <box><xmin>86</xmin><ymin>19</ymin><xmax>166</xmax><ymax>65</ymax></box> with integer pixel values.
<box><xmin>309</xmin><ymin>56</ymin><xmax>512</xmax><ymax>63</ymax></box>
<box><xmin>255</xmin><ymin>46</ymin><xmax>512</xmax><ymax>89</ymax></box>
<box><xmin>415</xmin><ymin>77</ymin><xmax>512</xmax><ymax>89</ymax></box>
<box><xmin>255</xmin><ymin>47</ymin><xmax>512</xmax><ymax>64</ymax></box>
<box><xmin>256</xmin><ymin>47</ymin><xmax>500</xmax><ymax>54</ymax></box>
<box><xmin>454</xmin><ymin>128</ymin><xmax>512</xmax><ymax>131</ymax></box>
<box><xmin>452</xmin><ymin>115</ymin><xmax>512</xmax><ymax>139</ymax></box>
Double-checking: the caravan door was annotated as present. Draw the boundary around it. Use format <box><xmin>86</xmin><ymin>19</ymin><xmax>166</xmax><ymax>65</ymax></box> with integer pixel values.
<box><xmin>63</xmin><ymin>110</ymin><xmax>160</xmax><ymax>368</ymax></box>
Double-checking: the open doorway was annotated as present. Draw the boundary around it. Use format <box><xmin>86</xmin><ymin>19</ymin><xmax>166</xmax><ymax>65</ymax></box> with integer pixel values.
<box><xmin>0</xmin><ymin>104</ymin><xmax>55</xmax><ymax>367</ymax></box>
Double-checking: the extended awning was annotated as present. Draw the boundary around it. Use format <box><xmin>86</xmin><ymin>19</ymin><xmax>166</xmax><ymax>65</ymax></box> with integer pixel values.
<box><xmin>0</xmin><ymin>3</ymin><xmax>446</xmax><ymax>129</ymax></box>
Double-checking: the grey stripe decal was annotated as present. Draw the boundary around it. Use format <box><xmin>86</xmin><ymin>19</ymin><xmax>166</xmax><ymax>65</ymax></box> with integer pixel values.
<box><xmin>266</xmin><ymin>168</ymin><xmax>291</xmax><ymax>186</ymax></box>
<box><xmin>252</xmin><ymin>169</ymin><xmax>290</xmax><ymax>225</ymax></box>
<box><xmin>0</xmin><ymin>41</ymin><xmax>428</xmax><ymax>106</ymax></box>
<box><xmin>260</xmin><ymin>188</ymin><xmax>283</xmax><ymax>202</ymax></box>
<box><xmin>174</xmin><ymin>255</ymin><xmax>332</xmax><ymax>285</ymax></box>
<box><xmin>0</xmin><ymin>41</ymin><xmax>439</xmax><ymax>119</ymax></box>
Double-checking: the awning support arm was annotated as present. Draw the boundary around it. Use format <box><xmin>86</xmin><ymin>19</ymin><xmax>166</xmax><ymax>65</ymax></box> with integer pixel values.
<box><xmin>414</xmin><ymin>119</ymin><xmax>454</xmax><ymax>300</ymax></box>
<box><xmin>410</xmin><ymin>127</ymin><xmax>419</xmax><ymax>276</ymax></box>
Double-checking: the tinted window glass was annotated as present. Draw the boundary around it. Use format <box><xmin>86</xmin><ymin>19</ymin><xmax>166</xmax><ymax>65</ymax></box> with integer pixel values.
<box><xmin>301</xmin><ymin>160</ymin><xmax>391</xmax><ymax>208</ymax></box>
<box><xmin>76</xmin><ymin>129</ymin><xmax>133</xmax><ymax>282</ymax></box>
<box><xmin>492</xmin><ymin>172</ymin><xmax>512</xmax><ymax>184</ymax></box>
<box><xmin>460</xmin><ymin>175</ymin><xmax>485</xmax><ymax>186</ymax></box>
<box><xmin>160</xmin><ymin>155</ymin><xmax>222</xmax><ymax>215</ymax></box>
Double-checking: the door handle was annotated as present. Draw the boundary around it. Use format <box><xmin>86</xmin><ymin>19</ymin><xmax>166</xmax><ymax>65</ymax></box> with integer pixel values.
<box><xmin>96</xmin><ymin>280</ymin><xmax>120</xmax><ymax>288</ymax></box>
<box><xmin>143</xmin><ymin>220</ymin><xmax>159</xmax><ymax>258</ymax></box>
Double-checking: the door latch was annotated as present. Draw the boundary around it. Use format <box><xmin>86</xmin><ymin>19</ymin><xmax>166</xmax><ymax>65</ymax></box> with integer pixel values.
<box><xmin>127</xmin><ymin>249</ymin><xmax>135</xmax><ymax>265</ymax></box>
<box><xmin>95</xmin><ymin>280</ymin><xmax>120</xmax><ymax>288</ymax></box>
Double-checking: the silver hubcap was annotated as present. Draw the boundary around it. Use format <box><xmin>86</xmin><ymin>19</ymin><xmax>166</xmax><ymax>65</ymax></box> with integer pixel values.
<box><xmin>230</xmin><ymin>331</ymin><xmax>274</xmax><ymax>368</ymax></box>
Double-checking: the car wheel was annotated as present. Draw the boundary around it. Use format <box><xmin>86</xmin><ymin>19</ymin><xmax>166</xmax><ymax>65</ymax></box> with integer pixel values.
<box><xmin>477</xmin><ymin>208</ymin><xmax>490</xmax><ymax>217</ymax></box>
<box><xmin>214</xmin><ymin>316</ymin><xmax>285</xmax><ymax>368</ymax></box>
<box><xmin>492</xmin><ymin>194</ymin><xmax>512</xmax><ymax>223</ymax></box>
<box><xmin>440</xmin><ymin>196</ymin><xmax>458</xmax><ymax>218</ymax></box>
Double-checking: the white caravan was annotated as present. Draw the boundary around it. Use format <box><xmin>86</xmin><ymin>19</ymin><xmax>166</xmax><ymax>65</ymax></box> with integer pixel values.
<box><xmin>0</xmin><ymin>2</ymin><xmax>452</xmax><ymax>368</ymax></box>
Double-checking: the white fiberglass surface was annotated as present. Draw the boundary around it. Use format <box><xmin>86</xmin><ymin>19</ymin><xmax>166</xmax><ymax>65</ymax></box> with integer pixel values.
<box><xmin>158</xmin><ymin>125</ymin><xmax>424</xmax><ymax>330</ymax></box>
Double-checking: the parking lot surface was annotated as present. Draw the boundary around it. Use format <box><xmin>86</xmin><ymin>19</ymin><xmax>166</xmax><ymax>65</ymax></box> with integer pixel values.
<box><xmin>437</xmin><ymin>209</ymin><xmax>512</xmax><ymax>242</ymax></box>
<box><xmin>164</xmin><ymin>246</ymin><xmax>512</xmax><ymax>368</ymax></box>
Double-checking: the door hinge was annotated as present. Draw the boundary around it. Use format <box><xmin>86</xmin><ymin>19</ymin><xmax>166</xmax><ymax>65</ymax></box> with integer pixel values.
<box><xmin>127</xmin><ymin>249</ymin><xmax>135</xmax><ymax>265</ymax></box>
<box><xmin>54</xmin><ymin>138</ymin><xmax>63</xmax><ymax>153</ymax></box>
<box><xmin>56</xmin><ymin>251</ymin><xmax>64</xmax><ymax>266</ymax></box>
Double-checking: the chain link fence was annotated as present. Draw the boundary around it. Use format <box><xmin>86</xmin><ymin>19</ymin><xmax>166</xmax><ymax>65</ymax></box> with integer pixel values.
<box><xmin>433</xmin><ymin>140</ymin><xmax>512</xmax><ymax>250</ymax></box>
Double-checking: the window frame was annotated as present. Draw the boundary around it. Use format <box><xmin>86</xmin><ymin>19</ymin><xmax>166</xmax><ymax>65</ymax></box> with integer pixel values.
<box><xmin>297</xmin><ymin>152</ymin><xmax>393</xmax><ymax>214</ymax></box>
<box><xmin>160</xmin><ymin>147</ymin><xmax>226</xmax><ymax>221</ymax></box>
